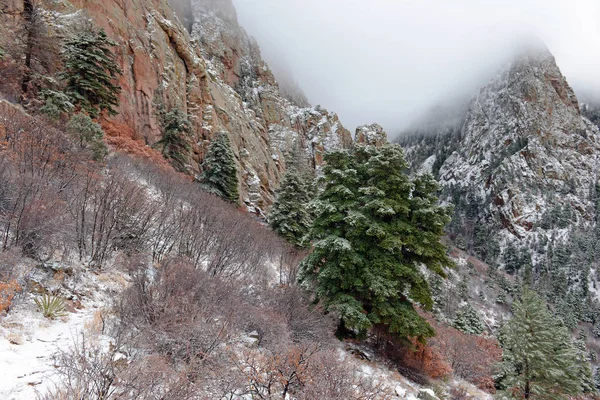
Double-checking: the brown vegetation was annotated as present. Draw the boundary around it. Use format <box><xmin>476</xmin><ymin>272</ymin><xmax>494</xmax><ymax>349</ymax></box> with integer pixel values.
<box><xmin>0</xmin><ymin>101</ymin><xmax>295</xmax><ymax>276</ymax></box>
<box><xmin>0</xmin><ymin>279</ymin><xmax>21</xmax><ymax>313</ymax></box>
<box><xmin>0</xmin><ymin>100</ymin><xmax>395</xmax><ymax>398</ymax></box>
<box><xmin>41</xmin><ymin>255</ymin><xmax>392</xmax><ymax>399</ymax></box>
<box><xmin>378</xmin><ymin>313</ymin><xmax>501</xmax><ymax>391</ymax></box>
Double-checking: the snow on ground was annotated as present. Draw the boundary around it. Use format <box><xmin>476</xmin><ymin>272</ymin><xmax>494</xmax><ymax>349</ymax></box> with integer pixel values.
<box><xmin>0</xmin><ymin>267</ymin><xmax>125</xmax><ymax>399</ymax></box>
<box><xmin>0</xmin><ymin>261</ymin><xmax>495</xmax><ymax>400</ymax></box>
<box><xmin>0</xmin><ymin>302</ymin><xmax>94</xmax><ymax>399</ymax></box>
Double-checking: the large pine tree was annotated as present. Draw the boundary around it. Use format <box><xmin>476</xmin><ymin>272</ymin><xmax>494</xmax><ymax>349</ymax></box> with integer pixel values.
<box><xmin>300</xmin><ymin>144</ymin><xmax>452</xmax><ymax>341</ymax></box>
<box><xmin>201</xmin><ymin>132</ymin><xmax>239</xmax><ymax>203</ymax></box>
<box><xmin>269</xmin><ymin>167</ymin><xmax>313</xmax><ymax>247</ymax></box>
<box><xmin>60</xmin><ymin>27</ymin><xmax>121</xmax><ymax>118</ymax></box>
<box><xmin>497</xmin><ymin>287</ymin><xmax>585</xmax><ymax>399</ymax></box>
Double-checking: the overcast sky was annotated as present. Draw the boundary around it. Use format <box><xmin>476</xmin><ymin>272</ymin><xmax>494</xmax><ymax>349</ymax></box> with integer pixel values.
<box><xmin>232</xmin><ymin>0</ymin><xmax>600</xmax><ymax>135</ymax></box>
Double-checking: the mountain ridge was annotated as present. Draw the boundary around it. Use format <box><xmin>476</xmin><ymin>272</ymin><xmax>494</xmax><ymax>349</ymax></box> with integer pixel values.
<box><xmin>400</xmin><ymin>44</ymin><xmax>600</xmax><ymax>290</ymax></box>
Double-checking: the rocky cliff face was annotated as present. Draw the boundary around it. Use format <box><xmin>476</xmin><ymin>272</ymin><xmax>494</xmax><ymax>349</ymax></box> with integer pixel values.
<box><xmin>0</xmin><ymin>0</ymin><xmax>353</xmax><ymax>214</ymax></box>
<box><xmin>189</xmin><ymin>0</ymin><xmax>353</xmax><ymax>210</ymax></box>
<box><xmin>400</xmin><ymin>44</ymin><xmax>600</xmax><ymax>258</ymax></box>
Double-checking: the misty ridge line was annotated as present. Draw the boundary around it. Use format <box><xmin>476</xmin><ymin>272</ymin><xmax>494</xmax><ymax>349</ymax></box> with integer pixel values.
<box><xmin>230</xmin><ymin>0</ymin><xmax>600</xmax><ymax>135</ymax></box>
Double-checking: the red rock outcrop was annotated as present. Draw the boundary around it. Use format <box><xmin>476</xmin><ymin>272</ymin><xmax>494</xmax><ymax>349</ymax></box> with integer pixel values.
<box><xmin>0</xmin><ymin>0</ymin><xmax>354</xmax><ymax>214</ymax></box>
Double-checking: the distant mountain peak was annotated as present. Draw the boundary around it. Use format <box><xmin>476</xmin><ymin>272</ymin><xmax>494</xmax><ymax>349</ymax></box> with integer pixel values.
<box><xmin>400</xmin><ymin>44</ymin><xmax>600</xmax><ymax>248</ymax></box>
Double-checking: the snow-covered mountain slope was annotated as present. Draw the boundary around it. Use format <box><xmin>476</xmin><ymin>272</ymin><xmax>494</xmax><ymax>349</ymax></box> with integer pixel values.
<box><xmin>400</xmin><ymin>44</ymin><xmax>600</xmax><ymax>256</ymax></box>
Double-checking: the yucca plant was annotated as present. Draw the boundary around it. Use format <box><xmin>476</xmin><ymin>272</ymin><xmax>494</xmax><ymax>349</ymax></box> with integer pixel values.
<box><xmin>35</xmin><ymin>294</ymin><xmax>67</xmax><ymax>319</ymax></box>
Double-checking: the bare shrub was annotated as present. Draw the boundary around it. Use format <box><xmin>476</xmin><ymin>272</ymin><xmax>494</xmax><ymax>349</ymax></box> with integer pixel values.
<box><xmin>273</xmin><ymin>245</ymin><xmax>307</xmax><ymax>285</ymax></box>
<box><xmin>0</xmin><ymin>279</ymin><xmax>21</xmax><ymax>313</ymax></box>
<box><xmin>117</xmin><ymin>157</ymin><xmax>297</xmax><ymax>281</ymax></box>
<box><xmin>118</xmin><ymin>257</ymin><xmax>249</xmax><ymax>363</ymax></box>
<box><xmin>300</xmin><ymin>350</ymin><xmax>393</xmax><ymax>400</ymax></box>
<box><xmin>43</xmin><ymin>333</ymin><xmax>126</xmax><ymax>399</ymax></box>
<box><xmin>40</xmin><ymin>333</ymin><xmax>198</xmax><ymax>400</ymax></box>
<box><xmin>427</xmin><ymin>322</ymin><xmax>501</xmax><ymax>392</ymax></box>
<box><xmin>0</xmin><ymin>103</ymin><xmax>80</xmax><ymax>259</ymax></box>
<box><xmin>0</xmin><ymin>247</ymin><xmax>24</xmax><ymax>281</ymax></box>
<box><xmin>230</xmin><ymin>345</ymin><xmax>392</xmax><ymax>400</ymax></box>
<box><xmin>269</xmin><ymin>286</ymin><xmax>337</xmax><ymax>344</ymax></box>
<box><xmin>448</xmin><ymin>385</ymin><xmax>469</xmax><ymax>400</ymax></box>
<box><xmin>376</xmin><ymin>313</ymin><xmax>501</xmax><ymax>392</ymax></box>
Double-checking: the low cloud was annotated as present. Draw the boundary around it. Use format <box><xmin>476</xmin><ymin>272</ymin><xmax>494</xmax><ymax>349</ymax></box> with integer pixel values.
<box><xmin>233</xmin><ymin>0</ymin><xmax>600</xmax><ymax>135</ymax></box>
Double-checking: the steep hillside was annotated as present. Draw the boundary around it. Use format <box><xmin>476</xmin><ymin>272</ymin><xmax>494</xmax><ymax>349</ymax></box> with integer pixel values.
<box><xmin>401</xmin><ymin>44</ymin><xmax>600</xmax><ymax>252</ymax></box>
<box><xmin>189</xmin><ymin>0</ymin><xmax>353</xmax><ymax>209</ymax></box>
<box><xmin>0</xmin><ymin>0</ymin><xmax>352</xmax><ymax>214</ymax></box>
<box><xmin>399</xmin><ymin>44</ymin><xmax>600</xmax><ymax>339</ymax></box>
<box><xmin>0</xmin><ymin>96</ymin><xmax>497</xmax><ymax>400</ymax></box>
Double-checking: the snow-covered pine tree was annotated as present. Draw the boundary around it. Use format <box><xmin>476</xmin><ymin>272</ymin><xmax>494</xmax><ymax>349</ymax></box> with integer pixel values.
<box><xmin>574</xmin><ymin>336</ymin><xmax>596</xmax><ymax>394</ymax></box>
<box><xmin>497</xmin><ymin>287</ymin><xmax>584</xmax><ymax>399</ymax></box>
<box><xmin>155</xmin><ymin>107</ymin><xmax>191</xmax><ymax>172</ymax></box>
<box><xmin>300</xmin><ymin>144</ymin><xmax>452</xmax><ymax>341</ymax></box>
<box><xmin>503</xmin><ymin>241</ymin><xmax>520</xmax><ymax>274</ymax></box>
<box><xmin>452</xmin><ymin>303</ymin><xmax>484</xmax><ymax>335</ymax></box>
<box><xmin>268</xmin><ymin>167</ymin><xmax>313</xmax><ymax>247</ymax></box>
<box><xmin>60</xmin><ymin>26</ymin><xmax>121</xmax><ymax>118</ymax></box>
<box><xmin>594</xmin><ymin>323</ymin><xmax>600</xmax><ymax>338</ymax></box>
<box><xmin>40</xmin><ymin>89</ymin><xmax>74</xmax><ymax>120</ymax></box>
<box><xmin>201</xmin><ymin>132</ymin><xmax>239</xmax><ymax>203</ymax></box>
<box><xmin>497</xmin><ymin>290</ymin><xmax>508</xmax><ymax>304</ymax></box>
<box><xmin>457</xmin><ymin>278</ymin><xmax>469</xmax><ymax>301</ymax></box>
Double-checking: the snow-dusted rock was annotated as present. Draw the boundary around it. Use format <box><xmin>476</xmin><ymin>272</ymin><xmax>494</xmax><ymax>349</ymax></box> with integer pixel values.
<box><xmin>395</xmin><ymin>385</ymin><xmax>407</xmax><ymax>397</ymax></box>
<box><xmin>418</xmin><ymin>388</ymin><xmax>440</xmax><ymax>399</ymax></box>
<box><xmin>356</xmin><ymin>123</ymin><xmax>388</xmax><ymax>147</ymax></box>
<box><xmin>402</xmin><ymin>43</ymin><xmax>600</xmax><ymax>260</ymax></box>
<box><xmin>0</xmin><ymin>0</ymin><xmax>354</xmax><ymax>215</ymax></box>
<box><xmin>190</xmin><ymin>0</ymin><xmax>353</xmax><ymax>212</ymax></box>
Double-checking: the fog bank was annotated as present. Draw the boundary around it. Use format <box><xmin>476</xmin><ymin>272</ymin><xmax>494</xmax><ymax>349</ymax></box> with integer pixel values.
<box><xmin>233</xmin><ymin>0</ymin><xmax>600</xmax><ymax>135</ymax></box>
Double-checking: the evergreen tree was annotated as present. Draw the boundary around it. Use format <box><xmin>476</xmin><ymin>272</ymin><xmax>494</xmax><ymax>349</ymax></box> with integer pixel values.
<box><xmin>66</xmin><ymin>114</ymin><xmax>108</xmax><ymax>161</ymax></box>
<box><xmin>154</xmin><ymin>107</ymin><xmax>191</xmax><ymax>172</ymax></box>
<box><xmin>201</xmin><ymin>132</ymin><xmax>239</xmax><ymax>203</ymax></box>
<box><xmin>574</xmin><ymin>336</ymin><xmax>596</xmax><ymax>394</ymax></box>
<box><xmin>452</xmin><ymin>303</ymin><xmax>484</xmax><ymax>335</ymax></box>
<box><xmin>594</xmin><ymin>368</ymin><xmax>600</xmax><ymax>391</ymax></box>
<box><xmin>497</xmin><ymin>291</ymin><xmax>507</xmax><ymax>304</ymax></box>
<box><xmin>60</xmin><ymin>27</ymin><xmax>121</xmax><ymax>118</ymax></box>
<box><xmin>457</xmin><ymin>278</ymin><xmax>469</xmax><ymax>301</ymax></box>
<box><xmin>40</xmin><ymin>89</ymin><xmax>74</xmax><ymax>120</ymax></box>
<box><xmin>503</xmin><ymin>241</ymin><xmax>520</xmax><ymax>274</ymax></box>
<box><xmin>593</xmin><ymin>323</ymin><xmax>600</xmax><ymax>338</ymax></box>
<box><xmin>497</xmin><ymin>287</ymin><xmax>583</xmax><ymax>399</ymax></box>
<box><xmin>455</xmin><ymin>233</ymin><xmax>467</xmax><ymax>250</ymax></box>
<box><xmin>268</xmin><ymin>167</ymin><xmax>313</xmax><ymax>247</ymax></box>
<box><xmin>300</xmin><ymin>144</ymin><xmax>452</xmax><ymax>341</ymax></box>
